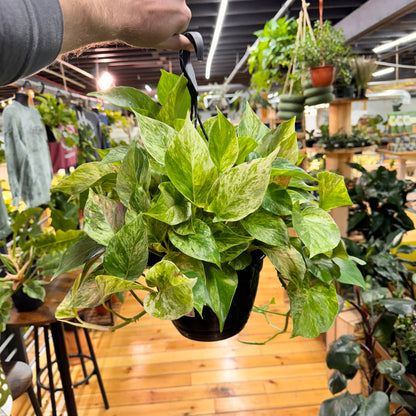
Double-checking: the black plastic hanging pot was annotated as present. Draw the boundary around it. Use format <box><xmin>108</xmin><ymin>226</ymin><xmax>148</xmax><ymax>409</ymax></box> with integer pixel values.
<box><xmin>172</xmin><ymin>251</ymin><xmax>265</xmax><ymax>342</ymax></box>
<box><xmin>11</xmin><ymin>287</ymin><xmax>43</xmax><ymax>312</ymax></box>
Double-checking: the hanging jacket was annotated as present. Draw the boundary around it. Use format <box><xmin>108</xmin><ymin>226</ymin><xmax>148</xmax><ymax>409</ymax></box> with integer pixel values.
<box><xmin>3</xmin><ymin>102</ymin><xmax>53</xmax><ymax>207</ymax></box>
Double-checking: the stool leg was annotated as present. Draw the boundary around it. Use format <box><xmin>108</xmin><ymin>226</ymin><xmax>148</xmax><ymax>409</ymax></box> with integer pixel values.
<box><xmin>83</xmin><ymin>328</ymin><xmax>109</xmax><ymax>409</ymax></box>
<box><xmin>72</xmin><ymin>328</ymin><xmax>89</xmax><ymax>383</ymax></box>
<box><xmin>34</xmin><ymin>327</ymin><xmax>42</xmax><ymax>407</ymax></box>
<box><xmin>43</xmin><ymin>327</ymin><xmax>57</xmax><ymax>416</ymax></box>
<box><xmin>27</xmin><ymin>385</ymin><xmax>43</xmax><ymax>416</ymax></box>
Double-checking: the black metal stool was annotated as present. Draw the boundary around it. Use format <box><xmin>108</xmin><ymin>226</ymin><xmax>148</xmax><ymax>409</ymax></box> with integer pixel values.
<box><xmin>34</xmin><ymin>325</ymin><xmax>109</xmax><ymax>416</ymax></box>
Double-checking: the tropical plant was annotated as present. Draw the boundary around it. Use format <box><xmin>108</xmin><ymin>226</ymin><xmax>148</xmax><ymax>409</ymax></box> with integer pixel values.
<box><xmin>76</xmin><ymin>123</ymin><xmax>97</xmax><ymax>164</ymax></box>
<box><xmin>52</xmin><ymin>70</ymin><xmax>363</xmax><ymax>340</ymax></box>
<box><xmin>0</xmin><ymin>207</ymin><xmax>84</xmax><ymax>332</ymax></box>
<box><xmin>248</xmin><ymin>16</ymin><xmax>300</xmax><ymax>93</ymax></box>
<box><xmin>35</xmin><ymin>94</ymin><xmax>79</xmax><ymax>147</ymax></box>
<box><xmin>297</xmin><ymin>20</ymin><xmax>351</xmax><ymax>71</ymax></box>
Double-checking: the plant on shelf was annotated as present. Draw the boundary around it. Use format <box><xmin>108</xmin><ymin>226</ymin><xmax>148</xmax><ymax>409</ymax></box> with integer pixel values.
<box><xmin>35</xmin><ymin>94</ymin><xmax>79</xmax><ymax>147</ymax></box>
<box><xmin>352</xmin><ymin>56</ymin><xmax>378</xmax><ymax>99</ymax></box>
<box><xmin>52</xmin><ymin>70</ymin><xmax>362</xmax><ymax>342</ymax></box>
<box><xmin>248</xmin><ymin>16</ymin><xmax>299</xmax><ymax>94</ymax></box>
<box><xmin>0</xmin><ymin>205</ymin><xmax>84</xmax><ymax>331</ymax></box>
<box><xmin>317</xmin><ymin>127</ymin><xmax>376</xmax><ymax>152</ymax></box>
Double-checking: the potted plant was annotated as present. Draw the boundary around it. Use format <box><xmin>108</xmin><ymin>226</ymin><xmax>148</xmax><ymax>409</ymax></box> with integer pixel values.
<box><xmin>51</xmin><ymin>71</ymin><xmax>363</xmax><ymax>342</ymax></box>
<box><xmin>0</xmin><ymin>205</ymin><xmax>84</xmax><ymax>329</ymax></box>
<box><xmin>297</xmin><ymin>20</ymin><xmax>351</xmax><ymax>88</ymax></box>
<box><xmin>352</xmin><ymin>56</ymin><xmax>378</xmax><ymax>99</ymax></box>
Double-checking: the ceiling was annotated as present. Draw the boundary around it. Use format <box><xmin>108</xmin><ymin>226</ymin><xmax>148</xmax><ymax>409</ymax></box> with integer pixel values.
<box><xmin>2</xmin><ymin>0</ymin><xmax>416</xmax><ymax>101</ymax></box>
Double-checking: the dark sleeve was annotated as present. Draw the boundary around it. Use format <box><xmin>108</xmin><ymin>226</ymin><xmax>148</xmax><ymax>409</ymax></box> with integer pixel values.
<box><xmin>0</xmin><ymin>0</ymin><xmax>63</xmax><ymax>86</ymax></box>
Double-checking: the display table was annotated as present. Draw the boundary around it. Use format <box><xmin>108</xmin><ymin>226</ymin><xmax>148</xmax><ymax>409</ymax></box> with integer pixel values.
<box><xmin>7</xmin><ymin>273</ymin><xmax>78</xmax><ymax>416</ymax></box>
<box><xmin>377</xmin><ymin>148</ymin><xmax>416</xmax><ymax>179</ymax></box>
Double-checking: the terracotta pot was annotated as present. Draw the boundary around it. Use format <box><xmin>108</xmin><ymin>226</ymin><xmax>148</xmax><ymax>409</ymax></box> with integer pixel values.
<box><xmin>309</xmin><ymin>65</ymin><xmax>335</xmax><ymax>87</ymax></box>
<box><xmin>172</xmin><ymin>251</ymin><xmax>265</xmax><ymax>342</ymax></box>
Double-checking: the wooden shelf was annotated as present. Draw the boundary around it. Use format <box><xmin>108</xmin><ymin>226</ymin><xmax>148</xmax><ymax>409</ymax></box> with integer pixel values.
<box><xmin>312</xmin><ymin>145</ymin><xmax>375</xmax><ymax>155</ymax></box>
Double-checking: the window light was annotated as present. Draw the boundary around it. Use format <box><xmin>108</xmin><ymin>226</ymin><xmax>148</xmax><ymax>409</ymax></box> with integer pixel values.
<box><xmin>373</xmin><ymin>31</ymin><xmax>416</xmax><ymax>54</ymax></box>
<box><xmin>205</xmin><ymin>0</ymin><xmax>229</xmax><ymax>79</ymax></box>
<box><xmin>372</xmin><ymin>67</ymin><xmax>395</xmax><ymax>77</ymax></box>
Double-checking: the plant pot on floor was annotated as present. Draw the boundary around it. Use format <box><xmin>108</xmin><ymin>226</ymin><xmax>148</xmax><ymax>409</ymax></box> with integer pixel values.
<box><xmin>172</xmin><ymin>250</ymin><xmax>265</xmax><ymax>342</ymax></box>
<box><xmin>310</xmin><ymin>65</ymin><xmax>335</xmax><ymax>88</ymax></box>
<box><xmin>11</xmin><ymin>288</ymin><xmax>43</xmax><ymax>312</ymax></box>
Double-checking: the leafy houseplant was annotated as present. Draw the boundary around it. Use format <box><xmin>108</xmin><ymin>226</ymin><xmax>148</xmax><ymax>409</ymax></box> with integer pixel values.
<box><xmin>0</xmin><ymin>206</ymin><xmax>84</xmax><ymax>330</ymax></box>
<box><xmin>52</xmin><ymin>71</ymin><xmax>363</xmax><ymax>341</ymax></box>
<box><xmin>352</xmin><ymin>56</ymin><xmax>378</xmax><ymax>99</ymax></box>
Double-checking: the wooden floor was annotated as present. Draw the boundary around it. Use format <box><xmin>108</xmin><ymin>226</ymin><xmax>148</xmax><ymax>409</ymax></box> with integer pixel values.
<box><xmin>12</xmin><ymin>259</ymin><xmax>332</xmax><ymax>415</ymax></box>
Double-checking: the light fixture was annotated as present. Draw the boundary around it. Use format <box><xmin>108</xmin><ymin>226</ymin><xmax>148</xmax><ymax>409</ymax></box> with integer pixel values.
<box><xmin>145</xmin><ymin>84</ymin><xmax>152</xmax><ymax>92</ymax></box>
<box><xmin>205</xmin><ymin>0</ymin><xmax>229</xmax><ymax>79</ymax></box>
<box><xmin>373</xmin><ymin>31</ymin><xmax>416</xmax><ymax>54</ymax></box>
<box><xmin>97</xmin><ymin>71</ymin><xmax>114</xmax><ymax>90</ymax></box>
<box><xmin>372</xmin><ymin>67</ymin><xmax>395</xmax><ymax>77</ymax></box>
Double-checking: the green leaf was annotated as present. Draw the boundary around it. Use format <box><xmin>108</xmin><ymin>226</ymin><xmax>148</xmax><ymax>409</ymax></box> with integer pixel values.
<box><xmin>95</xmin><ymin>275</ymin><xmax>144</xmax><ymax>300</ymax></box>
<box><xmin>319</xmin><ymin>392</ymin><xmax>361</xmax><ymax>416</ymax></box>
<box><xmin>144</xmin><ymin>260</ymin><xmax>196</xmax><ymax>320</ymax></box>
<box><xmin>210</xmin><ymin>222</ymin><xmax>253</xmax><ymax>252</ymax></box>
<box><xmin>53</xmin><ymin>162</ymin><xmax>117</xmax><ymax>196</ymax></box>
<box><xmin>0</xmin><ymin>364</ymin><xmax>11</xmax><ymax>410</ymax></box>
<box><xmin>103</xmin><ymin>214</ymin><xmax>148</xmax><ymax>280</ymax></box>
<box><xmin>157</xmin><ymin>70</ymin><xmax>190</xmax><ymax>116</ymax></box>
<box><xmin>100</xmin><ymin>145</ymin><xmax>129</xmax><ymax>164</ymax></box>
<box><xmin>261</xmin><ymin>244</ymin><xmax>305</xmax><ymax>281</ymax></box>
<box><xmin>318</xmin><ymin>171</ymin><xmax>352</xmax><ymax>211</ymax></box>
<box><xmin>237</xmin><ymin>104</ymin><xmax>269</xmax><ymax>142</ymax></box>
<box><xmin>328</xmin><ymin>370</ymin><xmax>348</xmax><ymax>394</ymax></box>
<box><xmin>228</xmin><ymin>251</ymin><xmax>253</xmax><ymax>270</ymax></box>
<box><xmin>333</xmin><ymin>257</ymin><xmax>365</xmax><ymax>288</ymax></box>
<box><xmin>134</xmin><ymin>112</ymin><xmax>177</xmax><ymax>165</ymax></box>
<box><xmin>145</xmin><ymin>216</ymin><xmax>167</xmax><ymax>245</ymax></box>
<box><xmin>84</xmin><ymin>191</ymin><xmax>125</xmax><ymax>245</ymax></box>
<box><xmin>23</xmin><ymin>280</ymin><xmax>46</xmax><ymax>301</ymax></box>
<box><xmin>168</xmin><ymin>219</ymin><xmax>221</xmax><ymax>267</ymax></box>
<box><xmin>53</xmin><ymin>234</ymin><xmax>105</xmax><ymax>278</ymax></box>
<box><xmin>262</xmin><ymin>183</ymin><xmax>292</xmax><ymax>216</ymax></box>
<box><xmin>288</xmin><ymin>278</ymin><xmax>338</xmax><ymax>338</ymax></box>
<box><xmin>164</xmin><ymin>252</ymin><xmax>207</xmax><ymax>316</ymax></box>
<box><xmin>31</xmin><ymin>229</ymin><xmax>85</xmax><ymax>256</ymax></box>
<box><xmin>236</xmin><ymin>136</ymin><xmax>258</xmax><ymax>164</ymax></box>
<box><xmin>288</xmin><ymin>177</ymin><xmax>318</xmax><ymax>191</ymax></box>
<box><xmin>271</xmin><ymin>157</ymin><xmax>317</xmax><ymax>182</ymax></box>
<box><xmin>326</xmin><ymin>335</ymin><xmax>360</xmax><ymax>370</ymax></box>
<box><xmin>204</xmin><ymin>263</ymin><xmax>238</xmax><ymax>331</ymax></box>
<box><xmin>165</xmin><ymin>118</ymin><xmax>218</xmax><ymax>207</ymax></box>
<box><xmin>377</xmin><ymin>360</ymin><xmax>413</xmax><ymax>392</ymax></box>
<box><xmin>241</xmin><ymin>208</ymin><xmax>289</xmax><ymax>246</ymax></box>
<box><xmin>115</xmin><ymin>142</ymin><xmax>150</xmax><ymax>207</ymax></box>
<box><xmin>157</xmin><ymin>73</ymin><xmax>190</xmax><ymax>126</ymax></box>
<box><xmin>379</xmin><ymin>298</ymin><xmax>416</xmax><ymax>315</ymax></box>
<box><xmin>220</xmin><ymin>242</ymin><xmax>251</xmax><ymax>263</ymax></box>
<box><xmin>88</xmin><ymin>86</ymin><xmax>160</xmax><ymax>117</ymax></box>
<box><xmin>207</xmin><ymin>150</ymin><xmax>278</xmax><ymax>222</ymax></box>
<box><xmin>208</xmin><ymin>111</ymin><xmax>238</xmax><ymax>172</ymax></box>
<box><xmin>145</xmin><ymin>182</ymin><xmax>191</xmax><ymax>225</ymax></box>
<box><xmin>355</xmin><ymin>391</ymin><xmax>389</xmax><ymax>416</ymax></box>
<box><xmin>292</xmin><ymin>202</ymin><xmax>341</xmax><ymax>257</ymax></box>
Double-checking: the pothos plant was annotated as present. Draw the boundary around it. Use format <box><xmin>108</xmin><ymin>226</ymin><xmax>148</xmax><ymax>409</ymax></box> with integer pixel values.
<box><xmin>52</xmin><ymin>70</ymin><xmax>364</xmax><ymax>338</ymax></box>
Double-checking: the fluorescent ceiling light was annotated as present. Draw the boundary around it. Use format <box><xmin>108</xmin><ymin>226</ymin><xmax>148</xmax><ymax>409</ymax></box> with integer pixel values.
<box><xmin>145</xmin><ymin>84</ymin><xmax>152</xmax><ymax>92</ymax></box>
<box><xmin>205</xmin><ymin>0</ymin><xmax>229</xmax><ymax>79</ymax></box>
<box><xmin>373</xmin><ymin>31</ymin><xmax>416</xmax><ymax>54</ymax></box>
<box><xmin>97</xmin><ymin>71</ymin><xmax>114</xmax><ymax>90</ymax></box>
<box><xmin>372</xmin><ymin>67</ymin><xmax>395</xmax><ymax>77</ymax></box>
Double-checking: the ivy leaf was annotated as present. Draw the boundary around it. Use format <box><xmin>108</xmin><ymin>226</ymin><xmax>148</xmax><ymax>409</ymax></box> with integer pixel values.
<box><xmin>144</xmin><ymin>260</ymin><xmax>196</xmax><ymax>320</ymax></box>
<box><xmin>210</xmin><ymin>222</ymin><xmax>253</xmax><ymax>252</ymax></box>
<box><xmin>333</xmin><ymin>257</ymin><xmax>365</xmax><ymax>288</ymax></box>
<box><xmin>88</xmin><ymin>86</ymin><xmax>160</xmax><ymax>117</ymax></box>
<box><xmin>207</xmin><ymin>150</ymin><xmax>278</xmax><ymax>222</ymax></box>
<box><xmin>208</xmin><ymin>111</ymin><xmax>238</xmax><ymax>172</ymax></box>
<box><xmin>134</xmin><ymin>111</ymin><xmax>177</xmax><ymax>165</ymax></box>
<box><xmin>103</xmin><ymin>214</ymin><xmax>148</xmax><ymax>280</ymax></box>
<box><xmin>241</xmin><ymin>208</ymin><xmax>289</xmax><ymax>246</ymax></box>
<box><xmin>145</xmin><ymin>182</ymin><xmax>191</xmax><ymax>225</ymax></box>
<box><xmin>318</xmin><ymin>171</ymin><xmax>352</xmax><ymax>211</ymax></box>
<box><xmin>236</xmin><ymin>136</ymin><xmax>258</xmax><ymax>164</ymax></box>
<box><xmin>53</xmin><ymin>162</ymin><xmax>117</xmax><ymax>196</ymax></box>
<box><xmin>165</xmin><ymin>118</ymin><xmax>218</xmax><ymax>207</ymax></box>
<box><xmin>84</xmin><ymin>191</ymin><xmax>125</xmax><ymax>245</ymax></box>
<box><xmin>288</xmin><ymin>278</ymin><xmax>338</xmax><ymax>338</ymax></box>
<box><xmin>115</xmin><ymin>142</ymin><xmax>150</xmax><ymax>207</ymax></box>
<box><xmin>100</xmin><ymin>145</ymin><xmax>129</xmax><ymax>164</ymax></box>
<box><xmin>204</xmin><ymin>263</ymin><xmax>238</xmax><ymax>331</ymax></box>
<box><xmin>237</xmin><ymin>104</ymin><xmax>269</xmax><ymax>142</ymax></box>
<box><xmin>168</xmin><ymin>219</ymin><xmax>221</xmax><ymax>267</ymax></box>
<box><xmin>95</xmin><ymin>275</ymin><xmax>144</xmax><ymax>301</ymax></box>
<box><xmin>262</xmin><ymin>183</ymin><xmax>292</xmax><ymax>216</ymax></box>
<box><xmin>292</xmin><ymin>202</ymin><xmax>341</xmax><ymax>258</ymax></box>
<box><xmin>271</xmin><ymin>157</ymin><xmax>317</xmax><ymax>182</ymax></box>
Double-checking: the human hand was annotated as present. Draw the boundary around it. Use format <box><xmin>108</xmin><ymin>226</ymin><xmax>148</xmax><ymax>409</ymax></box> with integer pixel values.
<box><xmin>60</xmin><ymin>0</ymin><xmax>193</xmax><ymax>53</ymax></box>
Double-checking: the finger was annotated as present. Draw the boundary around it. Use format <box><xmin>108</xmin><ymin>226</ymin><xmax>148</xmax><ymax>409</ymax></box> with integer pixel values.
<box><xmin>154</xmin><ymin>34</ymin><xmax>194</xmax><ymax>51</ymax></box>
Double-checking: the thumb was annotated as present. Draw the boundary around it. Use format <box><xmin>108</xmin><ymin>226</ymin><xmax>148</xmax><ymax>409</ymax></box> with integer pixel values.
<box><xmin>154</xmin><ymin>34</ymin><xmax>194</xmax><ymax>51</ymax></box>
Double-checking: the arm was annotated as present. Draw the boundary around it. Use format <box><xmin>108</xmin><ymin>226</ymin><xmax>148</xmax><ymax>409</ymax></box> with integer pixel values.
<box><xmin>59</xmin><ymin>0</ymin><xmax>193</xmax><ymax>53</ymax></box>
